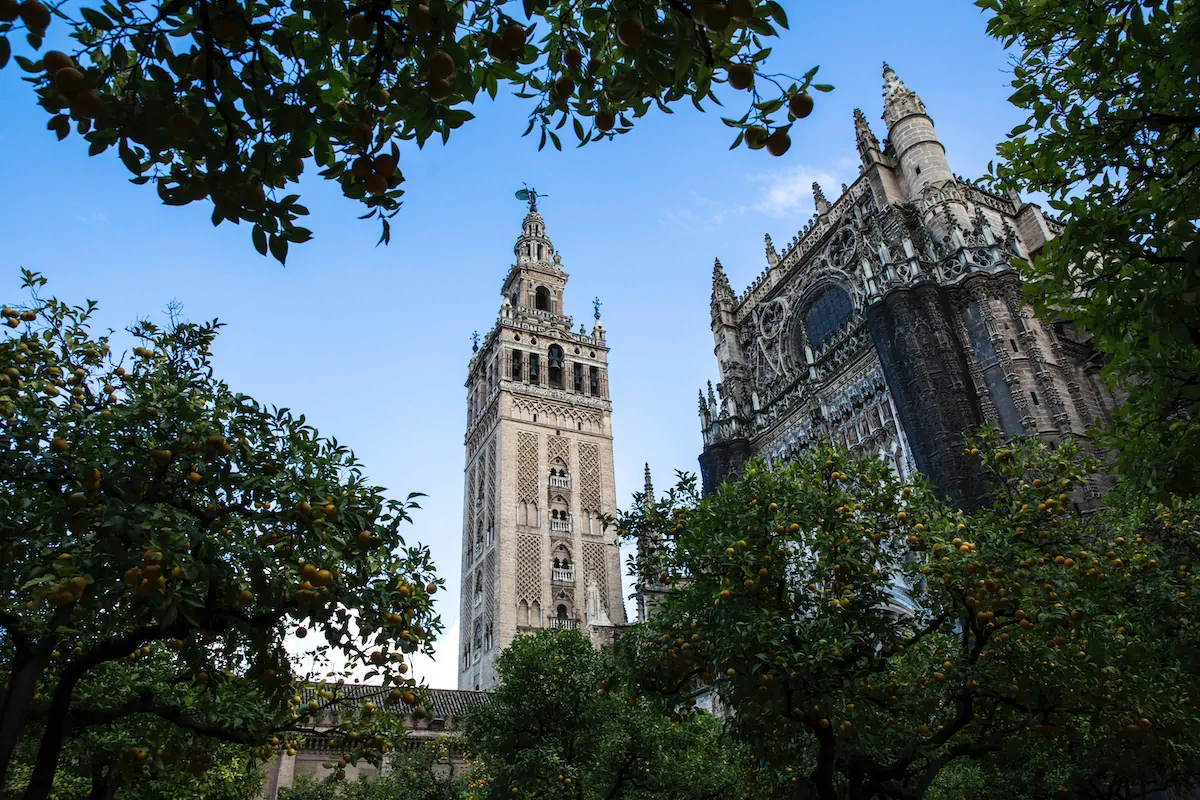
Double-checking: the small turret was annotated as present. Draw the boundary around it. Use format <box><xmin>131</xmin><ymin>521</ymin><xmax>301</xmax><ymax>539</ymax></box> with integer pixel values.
<box><xmin>764</xmin><ymin>233</ymin><xmax>779</xmax><ymax>268</ymax></box>
<box><xmin>879</xmin><ymin>62</ymin><xmax>952</xmax><ymax>200</ymax></box>
<box><xmin>643</xmin><ymin>463</ymin><xmax>654</xmax><ymax>507</ymax></box>
<box><xmin>813</xmin><ymin>182</ymin><xmax>830</xmax><ymax>215</ymax></box>
<box><xmin>712</xmin><ymin>258</ymin><xmax>734</xmax><ymax>305</ymax></box>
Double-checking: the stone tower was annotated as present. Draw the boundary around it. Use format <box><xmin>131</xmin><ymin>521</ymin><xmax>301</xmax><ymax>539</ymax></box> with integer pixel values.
<box><xmin>698</xmin><ymin>63</ymin><xmax>1117</xmax><ymax>507</ymax></box>
<box><xmin>458</xmin><ymin>201</ymin><xmax>626</xmax><ymax>691</ymax></box>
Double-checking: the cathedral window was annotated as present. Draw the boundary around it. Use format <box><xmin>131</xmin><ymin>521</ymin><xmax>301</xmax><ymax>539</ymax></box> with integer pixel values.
<box><xmin>804</xmin><ymin>285</ymin><xmax>854</xmax><ymax>350</ymax></box>
<box><xmin>573</xmin><ymin>362</ymin><xmax>583</xmax><ymax>392</ymax></box>
<box><xmin>1031</xmin><ymin>391</ymin><xmax>1040</xmax><ymax>407</ymax></box>
<box><xmin>512</xmin><ymin>349</ymin><xmax>523</xmax><ymax>380</ymax></box>
<box><xmin>529</xmin><ymin>354</ymin><xmax>541</xmax><ymax>384</ymax></box>
<box><xmin>548</xmin><ymin>345</ymin><xmax>565</xmax><ymax>389</ymax></box>
<box><xmin>535</xmin><ymin>286</ymin><xmax>551</xmax><ymax>312</ymax></box>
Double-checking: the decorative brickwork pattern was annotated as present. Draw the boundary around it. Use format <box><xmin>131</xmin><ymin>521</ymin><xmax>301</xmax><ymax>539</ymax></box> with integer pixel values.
<box><xmin>578</xmin><ymin>442</ymin><xmax>601</xmax><ymax>512</ymax></box>
<box><xmin>463</xmin><ymin>461</ymin><xmax>477</xmax><ymax>567</ymax></box>
<box><xmin>582</xmin><ymin>541</ymin><xmax>608</xmax><ymax>613</ymax></box>
<box><xmin>548</xmin><ymin>435</ymin><xmax>570</xmax><ymax>468</ymax></box>
<box><xmin>485</xmin><ymin>437</ymin><xmax>497</xmax><ymax>540</ymax></box>
<box><xmin>516</xmin><ymin>534</ymin><xmax>542</xmax><ymax>606</ymax></box>
<box><xmin>517</xmin><ymin>432</ymin><xmax>538</xmax><ymax>503</ymax></box>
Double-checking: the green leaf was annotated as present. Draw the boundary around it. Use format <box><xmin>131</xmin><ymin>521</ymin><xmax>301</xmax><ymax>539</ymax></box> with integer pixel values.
<box><xmin>252</xmin><ymin>224</ymin><xmax>267</xmax><ymax>256</ymax></box>
<box><xmin>0</xmin><ymin>36</ymin><xmax>10</xmax><ymax>70</ymax></box>
<box><xmin>268</xmin><ymin>233</ymin><xmax>288</xmax><ymax>264</ymax></box>
<box><xmin>80</xmin><ymin>6</ymin><xmax>115</xmax><ymax>31</ymax></box>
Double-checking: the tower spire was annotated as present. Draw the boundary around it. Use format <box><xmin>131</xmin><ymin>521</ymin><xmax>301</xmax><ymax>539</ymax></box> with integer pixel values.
<box><xmin>764</xmin><ymin>233</ymin><xmax>779</xmax><ymax>267</ymax></box>
<box><xmin>712</xmin><ymin>258</ymin><xmax>734</xmax><ymax>303</ymax></box>
<box><xmin>881</xmin><ymin>62</ymin><xmax>927</xmax><ymax>128</ymax></box>
<box><xmin>643</xmin><ymin>463</ymin><xmax>654</xmax><ymax>504</ymax></box>
<box><xmin>812</xmin><ymin>182</ymin><xmax>830</xmax><ymax>215</ymax></box>
<box><xmin>854</xmin><ymin>107</ymin><xmax>880</xmax><ymax>155</ymax></box>
<box><xmin>513</xmin><ymin>206</ymin><xmax>558</xmax><ymax>268</ymax></box>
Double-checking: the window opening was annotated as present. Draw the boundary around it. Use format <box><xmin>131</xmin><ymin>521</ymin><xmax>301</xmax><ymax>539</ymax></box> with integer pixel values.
<box><xmin>548</xmin><ymin>345</ymin><xmax>564</xmax><ymax>389</ymax></box>
<box><xmin>535</xmin><ymin>286</ymin><xmax>551</xmax><ymax>312</ymax></box>
<box><xmin>511</xmin><ymin>349</ymin><xmax>523</xmax><ymax>380</ymax></box>
<box><xmin>804</xmin><ymin>286</ymin><xmax>853</xmax><ymax>350</ymax></box>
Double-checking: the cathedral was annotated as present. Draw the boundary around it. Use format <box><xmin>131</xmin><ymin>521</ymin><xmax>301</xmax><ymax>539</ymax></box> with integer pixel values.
<box><xmin>699</xmin><ymin>63</ymin><xmax>1118</xmax><ymax>506</ymax></box>
<box><xmin>457</xmin><ymin>195</ymin><xmax>627</xmax><ymax>691</ymax></box>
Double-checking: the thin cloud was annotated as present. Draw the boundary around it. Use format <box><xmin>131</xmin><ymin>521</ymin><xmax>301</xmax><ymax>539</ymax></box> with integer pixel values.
<box><xmin>750</xmin><ymin>165</ymin><xmax>843</xmax><ymax>218</ymax></box>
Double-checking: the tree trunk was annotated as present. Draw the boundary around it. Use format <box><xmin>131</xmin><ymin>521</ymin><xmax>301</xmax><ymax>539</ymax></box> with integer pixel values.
<box><xmin>0</xmin><ymin>647</ymin><xmax>49</xmax><ymax>789</ymax></box>
<box><xmin>88</xmin><ymin>760</ymin><xmax>119</xmax><ymax>800</ymax></box>
<box><xmin>20</xmin><ymin>669</ymin><xmax>79</xmax><ymax>800</ymax></box>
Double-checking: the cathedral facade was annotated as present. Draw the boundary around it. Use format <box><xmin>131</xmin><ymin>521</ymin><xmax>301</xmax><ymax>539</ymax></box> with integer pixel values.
<box><xmin>458</xmin><ymin>202</ymin><xmax>627</xmax><ymax>691</ymax></box>
<box><xmin>699</xmin><ymin>64</ymin><xmax>1118</xmax><ymax>505</ymax></box>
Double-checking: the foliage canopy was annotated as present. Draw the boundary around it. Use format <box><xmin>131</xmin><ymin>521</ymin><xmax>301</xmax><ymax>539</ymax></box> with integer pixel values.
<box><xmin>620</xmin><ymin>435</ymin><xmax>1200</xmax><ymax>798</ymax></box>
<box><xmin>0</xmin><ymin>271</ymin><xmax>441</xmax><ymax>800</ymax></box>
<box><xmin>0</xmin><ymin>0</ymin><xmax>823</xmax><ymax>262</ymax></box>
<box><xmin>981</xmin><ymin>0</ymin><xmax>1200</xmax><ymax>496</ymax></box>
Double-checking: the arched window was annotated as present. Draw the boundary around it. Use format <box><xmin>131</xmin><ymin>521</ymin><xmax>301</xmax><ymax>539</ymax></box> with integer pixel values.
<box><xmin>535</xmin><ymin>286</ymin><xmax>551</xmax><ymax>312</ymax></box>
<box><xmin>557</xmin><ymin>604</ymin><xmax>568</xmax><ymax>619</ymax></box>
<box><xmin>804</xmin><ymin>285</ymin><xmax>854</xmax><ymax>350</ymax></box>
<box><xmin>548</xmin><ymin>345</ymin><xmax>564</xmax><ymax>388</ymax></box>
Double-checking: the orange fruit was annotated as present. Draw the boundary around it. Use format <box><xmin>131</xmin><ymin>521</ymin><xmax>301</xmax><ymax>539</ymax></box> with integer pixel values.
<box><xmin>616</xmin><ymin>18</ymin><xmax>644</xmax><ymax>47</ymax></box>
<box><xmin>595</xmin><ymin>111</ymin><xmax>615</xmax><ymax>132</ymax></box>
<box><xmin>789</xmin><ymin>92</ymin><xmax>814</xmax><ymax>119</ymax></box>
<box><xmin>744</xmin><ymin>126</ymin><xmax>768</xmax><ymax>150</ymax></box>
<box><xmin>428</xmin><ymin>51</ymin><xmax>454</xmax><ymax>80</ymax></box>
<box><xmin>374</xmin><ymin>153</ymin><xmax>397</xmax><ymax>177</ymax></box>
<box><xmin>564</xmin><ymin>46</ymin><xmax>582</xmax><ymax>69</ymax></box>
<box><xmin>0</xmin><ymin>0</ymin><xmax>18</xmax><ymax>22</ymax></box>
<box><xmin>348</xmin><ymin>14</ymin><xmax>372</xmax><ymax>39</ymax></box>
<box><xmin>364</xmin><ymin>174</ymin><xmax>388</xmax><ymax>196</ymax></box>
<box><xmin>500</xmin><ymin>22</ymin><xmax>526</xmax><ymax>53</ymax></box>
<box><xmin>43</xmin><ymin>51</ymin><xmax>74</xmax><ymax>75</ymax></box>
<box><xmin>428</xmin><ymin>78</ymin><xmax>452</xmax><ymax>102</ymax></box>
<box><xmin>554</xmin><ymin>75</ymin><xmax>575</xmax><ymax>98</ymax></box>
<box><xmin>728</xmin><ymin>0</ymin><xmax>754</xmax><ymax>21</ymax></box>
<box><xmin>53</xmin><ymin>67</ymin><xmax>86</xmax><ymax>96</ymax></box>
<box><xmin>410</xmin><ymin>4</ymin><xmax>433</xmax><ymax>32</ymax></box>
<box><xmin>727</xmin><ymin>63</ymin><xmax>753</xmax><ymax>90</ymax></box>
<box><xmin>18</xmin><ymin>0</ymin><xmax>49</xmax><ymax>32</ymax></box>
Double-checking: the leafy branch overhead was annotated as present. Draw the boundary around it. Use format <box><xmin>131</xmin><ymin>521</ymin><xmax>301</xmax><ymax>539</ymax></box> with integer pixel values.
<box><xmin>0</xmin><ymin>0</ymin><xmax>824</xmax><ymax>263</ymax></box>
<box><xmin>0</xmin><ymin>271</ymin><xmax>444</xmax><ymax>800</ymax></box>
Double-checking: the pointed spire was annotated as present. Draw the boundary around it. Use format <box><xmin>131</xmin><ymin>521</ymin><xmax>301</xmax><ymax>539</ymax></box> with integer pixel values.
<box><xmin>813</xmin><ymin>182</ymin><xmax>830</xmax><ymax>215</ymax></box>
<box><xmin>854</xmin><ymin>107</ymin><xmax>879</xmax><ymax>155</ymax></box>
<box><xmin>881</xmin><ymin>61</ymin><xmax>927</xmax><ymax>128</ymax></box>
<box><xmin>712</xmin><ymin>257</ymin><xmax>734</xmax><ymax>302</ymax></box>
<box><xmin>698</xmin><ymin>388</ymin><xmax>708</xmax><ymax>414</ymax></box>
<box><xmin>764</xmin><ymin>233</ymin><xmax>779</xmax><ymax>267</ymax></box>
<box><xmin>643</xmin><ymin>463</ymin><xmax>654</xmax><ymax>501</ymax></box>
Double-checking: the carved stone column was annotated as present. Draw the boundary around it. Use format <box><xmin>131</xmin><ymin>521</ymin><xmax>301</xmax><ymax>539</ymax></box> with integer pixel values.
<box><xmin>866</xmin><ymin>282</ymin><xmax>986</xmax><ymax>508</ymax></box>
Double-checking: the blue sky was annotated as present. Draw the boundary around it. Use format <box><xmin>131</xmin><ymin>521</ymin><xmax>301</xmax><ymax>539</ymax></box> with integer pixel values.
<box><xmin>0</xmin><ymin>0</ymin><xmax>1027</xmax><ymax>687</ymax></box>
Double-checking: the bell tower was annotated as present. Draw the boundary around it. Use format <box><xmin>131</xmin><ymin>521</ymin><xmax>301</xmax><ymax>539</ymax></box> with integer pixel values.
<box><xmin>458</xmin><ymin>193</ymin><xmax>626</xmax><ymax>691</ymax></box>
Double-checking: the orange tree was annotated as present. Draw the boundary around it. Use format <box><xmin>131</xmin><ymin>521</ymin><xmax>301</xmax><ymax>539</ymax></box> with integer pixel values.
<box><xmin>460</xmin><ymin>628</ymin><xmax>746</xmax><ymax>800</ymax></box>
<box><xmin>0</xmin><ymin>270</ymin><xmax>442</xmax><ymax>800</ymax></box>
<box><xmin>617</xmin><ymin>435</ymin><xmax>1200</xmax><ymax>798</ymax></box>
<box><xmin>0</xmin><ymin>0</ymin><xmax>822</xmax><ymax>263</ymax></box>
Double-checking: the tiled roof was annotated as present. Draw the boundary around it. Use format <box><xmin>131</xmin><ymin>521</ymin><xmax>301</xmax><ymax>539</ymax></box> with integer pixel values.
<box><xmin>297</xmin><ymin>685</ymin><xmax>489</xmax><ymax>721</ymax></box>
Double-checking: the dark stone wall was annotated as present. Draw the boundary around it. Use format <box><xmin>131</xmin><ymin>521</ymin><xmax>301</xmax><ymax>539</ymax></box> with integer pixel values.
<box><xmin>699</xmin><ymin>438</ymin><xmax>752</xmax><ymax>497</ymax></box>
<box><xmin>866</xmin><ymin>282</ymin><xmax>987</xmax><ymax>508</ymax></box>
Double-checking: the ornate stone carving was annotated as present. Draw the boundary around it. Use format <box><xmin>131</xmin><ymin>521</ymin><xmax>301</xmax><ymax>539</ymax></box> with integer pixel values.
<box><xmin>578</xmin><ymin>442</ymin><xmax>602</xmax><ymax>513</ymax></box>
<box><xmin>516</xmin><ymin>534</ymin><xmax>541</xmax><ymax>606</ymax></box>
<box><xmin>548</xmin><ymin>435</ymin><xmax>570</xmax><ymax>468</ymax></box>
<box><xmin>517</xmin><ymin>431</ymin><xmax>538</xmax><ymax>503</ymax></box>
<box><xmin>582</xmin><ymin>541</ymin><xmax>608</xmax><ymax>614</ymax></box>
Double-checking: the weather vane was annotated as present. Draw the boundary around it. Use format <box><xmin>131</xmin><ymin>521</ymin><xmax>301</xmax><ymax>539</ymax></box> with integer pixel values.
<box><xmin>471</xmin><ymin>331</ymin><xmax>480</xmax><ymax>353</ymax></box>
<box><xmin>593</xmin><ymin>297</ymin><xmax>602</xmax><ymax>321</ymax></box>
<box><xmin>514</xmin><ymin>183</ymin><xmax>546</xmax><ymax>212</ymax></box>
